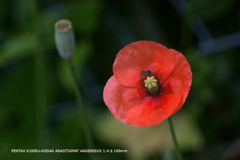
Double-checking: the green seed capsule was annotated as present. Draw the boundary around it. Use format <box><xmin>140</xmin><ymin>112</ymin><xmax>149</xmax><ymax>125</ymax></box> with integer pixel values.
<box><xmin>54</xmin><ymin>19</ymin><xmax>75</xmax><ymax>61</ymax></box>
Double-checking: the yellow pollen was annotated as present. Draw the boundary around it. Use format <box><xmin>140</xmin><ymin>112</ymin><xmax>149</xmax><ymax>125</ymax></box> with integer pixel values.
<box><xmin>144</xmin><ymin>76</ymin><xmax>157</xmax><ymax>89</ymax></box>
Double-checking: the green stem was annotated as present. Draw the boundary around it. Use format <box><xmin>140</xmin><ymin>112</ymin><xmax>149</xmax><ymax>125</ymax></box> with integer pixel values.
<box><xmin>168</xmin><ymin>117</ymin><xmax>183</xmax><ymax>160</ymax></box>
<box><xmin>66</xmin><ymin>60</ymin><xmax>95</xmax><ymax>159</ymax></box>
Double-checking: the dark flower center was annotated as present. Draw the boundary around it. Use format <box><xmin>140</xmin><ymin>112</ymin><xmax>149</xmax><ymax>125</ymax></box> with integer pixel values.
<box><xmin>139</xmin><ymin>70</ymin><xmax>163</xmax><ymax>96</ymax></box>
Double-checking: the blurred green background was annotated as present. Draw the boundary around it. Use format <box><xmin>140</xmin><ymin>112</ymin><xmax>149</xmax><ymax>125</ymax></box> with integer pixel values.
<box><xmin>1</xmin><ymin>0</ymin><xmax>240</xmax><ymax>160</ymax></box>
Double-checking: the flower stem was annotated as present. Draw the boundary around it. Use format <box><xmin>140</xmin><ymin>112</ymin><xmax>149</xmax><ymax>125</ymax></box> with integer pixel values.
<box><xmin>168</xmin><ymin>116</ymin><xmax>183</xmax><ymax>160</ymax></box>
<box><xmin>66</xmin><ymin>60</ymin><xmax>95</xmax><ymax>159</ymax></box>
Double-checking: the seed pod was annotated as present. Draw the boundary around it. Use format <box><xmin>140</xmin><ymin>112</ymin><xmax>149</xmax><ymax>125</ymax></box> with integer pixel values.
<box><xmin>54</xmin><ymin>19</ymin><xmax>75</xmax><ymax>61</ymax></box>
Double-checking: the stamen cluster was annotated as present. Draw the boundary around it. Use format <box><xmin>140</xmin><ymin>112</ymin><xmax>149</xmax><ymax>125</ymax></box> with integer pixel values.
<box><xmin>139</xmin><ymin>70</ymin><xmax>163</xmax><ymax>96</ymax></box>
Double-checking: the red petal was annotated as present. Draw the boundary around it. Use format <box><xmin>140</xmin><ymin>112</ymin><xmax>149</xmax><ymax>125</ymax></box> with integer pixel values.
<box><xmin>113</xmin><ymin>41</ymin><xmax>176</xmax><ymax>87</ymax></box>
<box><xmin>103</xmin><ymin>75</ymin><xmax>146</xmax><ymax>123</ymax></box>
<box><xmin>103</xmin><ymin>76</ymin><xmax>182</xmax><ymax>127</ymax></box>
<box><xmin>163</xmin><ymin>49</ymin><xmax>192</xmax><ymax>114</ymax></box>
<box><xmin>125</xmin><ymin>93</ymin><xmax>181</xmax><ymax>127</ymax></box>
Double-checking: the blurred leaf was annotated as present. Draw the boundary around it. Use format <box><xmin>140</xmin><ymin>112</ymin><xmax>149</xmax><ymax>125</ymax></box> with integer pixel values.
<box><xmin>0</xmin><ymin>34</ymin><xmax>37</xmax><ymax>67</ymax></box>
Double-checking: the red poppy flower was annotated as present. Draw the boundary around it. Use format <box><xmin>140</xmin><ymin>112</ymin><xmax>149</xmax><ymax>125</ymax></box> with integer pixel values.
<box><xmin>103</xmin><ymin>41</ymin><xmax>192</xmax><ymax>127</ymax></box>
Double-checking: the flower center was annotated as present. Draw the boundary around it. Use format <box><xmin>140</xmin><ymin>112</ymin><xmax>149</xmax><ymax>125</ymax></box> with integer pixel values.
<box><xmin>144</xmin><ymin>76</ymin><xmax>158</xmax><ymax>88</ymax></box>
<box><xmin>139</xmin><ymin>70</ymin><xmax>163</xmax><ymax>96</ymax></box>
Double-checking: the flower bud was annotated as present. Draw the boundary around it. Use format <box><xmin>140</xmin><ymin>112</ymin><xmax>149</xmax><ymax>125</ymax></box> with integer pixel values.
<box><xmin>54</xmin><ymin>19</ymin><xmax>75</xmax><ymax>61</ymax></box>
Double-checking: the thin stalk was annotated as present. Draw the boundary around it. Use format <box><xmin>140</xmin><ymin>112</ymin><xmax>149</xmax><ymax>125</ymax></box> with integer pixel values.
<box><xmin>168</xmin><ymin>117</ymin><xmax>183</xmax><ymax>160</ymax></box>
<box><xmin>66</xmin><ymin>60</ymin><xmax>95</xmax><ymax>159</ymax></box>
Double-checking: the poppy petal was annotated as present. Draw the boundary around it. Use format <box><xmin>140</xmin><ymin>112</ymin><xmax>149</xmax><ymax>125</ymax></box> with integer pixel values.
<box><xmin>103</xmin><ymin>75</ymin><xmax>146</xmax><ymax>123</ymax></box>
<box><xmin>125</xmin><ymin>93</ymin><xmax>181</xmax><ymax>127</ymax></box>
<box><xmin>113</xmin><ymin>41</ymin><xmax>176</xmax><ymax>88</ymax></box>
<box><xmin>164</xmin><ymin>49</ymin><xmax>192</xmax><ymax>114</ymax></box>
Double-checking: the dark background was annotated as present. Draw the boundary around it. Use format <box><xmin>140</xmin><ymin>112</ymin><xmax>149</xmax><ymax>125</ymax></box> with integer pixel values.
<box><xmin>1</xmin><ymin>0</ymin><xmax>240</xmax><ymax>160</ymax></box>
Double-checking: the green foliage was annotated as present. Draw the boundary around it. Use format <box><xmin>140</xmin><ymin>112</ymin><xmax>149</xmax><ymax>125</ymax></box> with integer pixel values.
<box><xmin>0</xmin><ymin>34</ymin><xmax>37</xmax><ymax>67</ymax></box>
